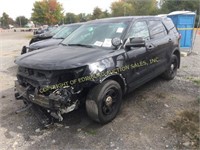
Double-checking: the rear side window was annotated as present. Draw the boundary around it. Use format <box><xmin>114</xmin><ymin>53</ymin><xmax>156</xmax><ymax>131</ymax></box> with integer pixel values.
<box><xmin>148</xmin><ymin>20</ymin><xmax>167</xmax><ymax>39</ymax></box>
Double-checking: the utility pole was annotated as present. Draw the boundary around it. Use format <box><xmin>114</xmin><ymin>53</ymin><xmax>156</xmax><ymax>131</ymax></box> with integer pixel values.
<box><xmin>19</xmin><ymin>17</ymin><xmax>22</xmax><ymax>27</ymax></box>
<box><xmin>124</xmin><ymin>6</ymin><xmax>126</xmax><ymax>16</ymax></box>
<box><xmin>63</xmin><ymin>11</ymin><xmax>65</xmax><ymax>25</ymax></box>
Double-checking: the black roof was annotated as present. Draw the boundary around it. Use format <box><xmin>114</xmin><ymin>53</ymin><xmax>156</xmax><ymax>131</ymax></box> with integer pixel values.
<box><xmin>85</xmin><ymin>16</ymin><xmax>168</xmax><ymax>24</ymax></box>
<box><xmin>62</xmin><ymin>22</ymin><xmax>84</xmax><ymax>27</ymax></box>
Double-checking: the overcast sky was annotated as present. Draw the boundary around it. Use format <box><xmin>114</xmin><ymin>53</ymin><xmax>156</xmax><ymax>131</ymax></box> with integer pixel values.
<box><xmin>0</xmin><ymin>0</ymin><xmax>116</xmax><ymax>19</ymax></box>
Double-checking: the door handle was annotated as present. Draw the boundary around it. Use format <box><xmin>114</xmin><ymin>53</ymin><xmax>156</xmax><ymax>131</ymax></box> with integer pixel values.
<box><xmin>168</xmin><ymin>38</ymin><xmax>172</xmax><ymax>42</ymax></box>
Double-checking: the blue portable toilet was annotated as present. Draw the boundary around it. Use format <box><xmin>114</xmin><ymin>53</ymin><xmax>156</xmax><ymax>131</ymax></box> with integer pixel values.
<box><xmin>167</xmin><ymin>11</ymin><xmax>196</xmax><ymax>50</ymax></box>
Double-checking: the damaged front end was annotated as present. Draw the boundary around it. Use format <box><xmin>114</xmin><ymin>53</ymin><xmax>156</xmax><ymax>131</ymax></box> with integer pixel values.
<box><xmin>15</xmin><ymin>66</ymin><xmax>87</xmax><ymax>122</ymax></box>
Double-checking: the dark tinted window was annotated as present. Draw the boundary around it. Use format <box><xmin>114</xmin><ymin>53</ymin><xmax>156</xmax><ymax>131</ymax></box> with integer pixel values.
<box><xmin>148</xmin><ymin>20</ymin><xmax>167</xmax><ymax>39</ymax></box>
<box><xmin>128</xmin><ymin>21</ymin><xmax>150</xmax><ymax>40</ymax></box>
<box><xmin>163</xmin><ymin>18</ymin><xmax>175</xmax><ymax>31</ymax></box>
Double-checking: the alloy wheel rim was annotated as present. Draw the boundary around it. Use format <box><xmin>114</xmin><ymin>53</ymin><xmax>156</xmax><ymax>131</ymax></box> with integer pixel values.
<box><xmin>102</xmin><ymin>88</ymin><xmax>119</xmax><ymax>115</ymax></box>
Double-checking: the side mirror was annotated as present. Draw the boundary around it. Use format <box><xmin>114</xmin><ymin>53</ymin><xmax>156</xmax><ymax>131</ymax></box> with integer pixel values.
<box><xmin>125</xmin><ymin>37</ymin><xmax>145</xmax><ymax>48</ymax></box>
<box><xmin>111</xmin><ymin>37</ymin><xmax>122</xmax><ymax>48</ymax></box>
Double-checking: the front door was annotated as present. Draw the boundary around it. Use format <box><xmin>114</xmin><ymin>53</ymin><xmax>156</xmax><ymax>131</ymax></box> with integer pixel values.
<box><xmin>124</xmin><ymin>20</ymin><xmax>151</xmax><ymax>89</ymax></box>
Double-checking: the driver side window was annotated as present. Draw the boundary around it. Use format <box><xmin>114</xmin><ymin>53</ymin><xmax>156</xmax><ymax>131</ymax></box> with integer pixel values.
<box><xmin>128</xmin><ymin>21</ymin><xmax>150</xmax><ymax>40</ymax></box>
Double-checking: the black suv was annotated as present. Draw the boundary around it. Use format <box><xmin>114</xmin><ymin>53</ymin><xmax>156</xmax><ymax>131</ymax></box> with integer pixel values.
<box><xmin>21</xmin><ymin>23</ymin><xmax>82</xmax><ymax>54</ymax></box>
<box><xmin>29</xmin><ymin>25</ymin><xmax>63</xmax><ymax>45</ymax></box>
<box><xmin>15</xmin><ymin>16</ymin><xmax>180</xmax><ymax>124</ymax></box>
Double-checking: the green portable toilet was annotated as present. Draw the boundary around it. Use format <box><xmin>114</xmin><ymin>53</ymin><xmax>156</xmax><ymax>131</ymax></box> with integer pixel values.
<box><xmin>167</xmin><ymin>11</ymin><xmax>196</xmax><ymax>50</ymax></box>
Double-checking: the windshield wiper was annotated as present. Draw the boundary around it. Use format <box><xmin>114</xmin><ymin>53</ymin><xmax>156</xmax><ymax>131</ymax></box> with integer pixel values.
<box><xmin>56</xmin><ymin>37</ymin><xmax>65</xmax><ymax>39</ymax></box>
<box><xmin>53</xmin><ymin>37</ymin><xmax>64</xmax><ymax>39</ymax></box>
<box><xmin>60</xmin><ymin>43</ymin><xmax>67</xmax><ymax>46</ymax></box>
<box><xmin>68</xmin><ymin>44</ymin><xmax>93</xmax><ymax>48</ymax></box>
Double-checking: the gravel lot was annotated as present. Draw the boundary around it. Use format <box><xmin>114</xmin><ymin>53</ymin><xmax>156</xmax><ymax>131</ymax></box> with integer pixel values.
<box><xmin>0</xmin><ymin>31</ymin><xmax>199</xmax><ymax>150</ymax></box>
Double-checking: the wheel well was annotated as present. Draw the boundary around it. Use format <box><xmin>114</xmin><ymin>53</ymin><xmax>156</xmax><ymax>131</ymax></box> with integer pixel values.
<box><xmin>173</xmin><ymin>50</ymin><xmax>180</xmax><ymax>68</ymax></box>
<box><xmin>104</xmin><ymin>75</ymin><xmax>126</xmax><ymax>94</ymax></box>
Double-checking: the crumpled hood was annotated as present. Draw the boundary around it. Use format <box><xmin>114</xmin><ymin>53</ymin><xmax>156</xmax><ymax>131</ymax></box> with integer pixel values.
<box><xmin>15</xmin><ymin>45</ymin><xmax>115</xmax><ymax>70</ymax></box>
<box><xmin>29</xmin><ymin>38</ymin><xmax>63</xmax><ymax>50</ymax></box>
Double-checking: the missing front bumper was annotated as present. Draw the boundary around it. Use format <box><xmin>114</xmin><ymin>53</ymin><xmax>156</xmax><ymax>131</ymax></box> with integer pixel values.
<box><xmin>15</xmin><ymin>80</ymin><xmax>79</xmax><ymax>116</ymax></box>
<box><xmin>15</xmin><ymin>80</ymin><xmax>52</xmax><ymax>109</ymax></box>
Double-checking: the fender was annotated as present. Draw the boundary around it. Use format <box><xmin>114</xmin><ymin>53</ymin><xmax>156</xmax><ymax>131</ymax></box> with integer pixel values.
<box><xmin>100</xmin><ymin>73</ymin><xmax>127</xmax><ymax>94</ymax></box>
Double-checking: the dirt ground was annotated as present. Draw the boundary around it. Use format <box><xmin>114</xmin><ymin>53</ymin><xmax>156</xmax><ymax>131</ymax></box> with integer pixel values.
<box><xmin>0</xmin><ymin>31</ymin><xmax>199</xmax><ymax>150</ymax></box>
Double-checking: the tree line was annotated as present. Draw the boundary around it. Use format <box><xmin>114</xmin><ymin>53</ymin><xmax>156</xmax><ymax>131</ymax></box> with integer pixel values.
<box><xmin>0</xmin><ymin>0</ymin><xmax>199</xmax><ymax>28</ymax></box>
<box><xmin>0</xmin><ymin>12</ymin><xmax>29</xmax><ymax>28</ymax></box>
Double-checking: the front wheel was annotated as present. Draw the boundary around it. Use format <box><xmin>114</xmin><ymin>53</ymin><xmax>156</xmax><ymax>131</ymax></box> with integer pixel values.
<box><xmin>86</xmin><ymin>80</ymin><xmax>122</xmax><ymax>124</ymax></box>
<box><xmin>162</xmin><ymin>54</ymin><xmax>179</xmax><ymax>80</ymax></box>
<box><xmin>21</xmin><ymin>46</ymin><xmax>27</xmax><ymax>55</ymax></box>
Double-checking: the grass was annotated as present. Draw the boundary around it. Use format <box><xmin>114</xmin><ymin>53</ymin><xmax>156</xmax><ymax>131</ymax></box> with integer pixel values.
<box><xmin>192</xmin><ymin>79</ymin><xmax>200</xmax><ymax>86</ymax></box>
<box><xmin>167</xmin><ymin>110</ymin><xmax>199</xmax><ymax>148</ymax></box>
<box><xmin>156</xmin><ymin>92</ymin><xmax>166</xmax><ymax>99</ymax></box>
<box><xmin>84</xmin><ymin>129</ymin><xmax>97</xmax><ymax>135</ymax></box>
<box><xmin>171</xmin><ymin>96</ymin><xmax>177</xmax><ymax>101</ymax></box>
<box><xmin>182</xmin><ymin>66</ymin><xmax>188</xmax><ymax>68</ymax></box>
<box><xmin>186</xmin><ymin>77</ymin><xmax>200</xmax><ymax>86</ymax></box>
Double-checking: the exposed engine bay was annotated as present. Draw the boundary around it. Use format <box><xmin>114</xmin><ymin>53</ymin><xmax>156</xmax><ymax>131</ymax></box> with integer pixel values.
<box><xmin>15</xmin><ymin>66</ymin><xmax>87</xmax><ymax>124</ymax></box>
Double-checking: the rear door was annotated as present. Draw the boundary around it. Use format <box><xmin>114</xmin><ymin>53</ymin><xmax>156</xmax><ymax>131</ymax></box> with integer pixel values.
<box><xmin>145</xmin><ymin>19</ymin><xmax>172</xmax><ymax>76</ymax></box>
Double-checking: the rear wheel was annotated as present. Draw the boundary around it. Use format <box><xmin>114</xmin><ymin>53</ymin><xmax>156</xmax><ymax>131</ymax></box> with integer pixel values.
<box><xmin>162</xmin><ymin>54</ymin><xmax>178</xmax><ymax>80</ymax></box>
<box><xmin>86</xmin><ymin>80</ymin><xmax>122</xmax><ymax>124</ymax></box>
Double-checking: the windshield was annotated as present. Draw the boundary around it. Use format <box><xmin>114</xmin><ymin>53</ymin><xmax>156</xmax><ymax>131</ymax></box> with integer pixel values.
<box><xmin>47</xmin><ymin>26</ymin><xmax>56</xmax><ymax>32</ymax></box>
<box><xmin>53</xmin><ymin>25</ymin><xmax>81</xmax><ymax>39</ymax></box>
<box><xmin>50</xmin><ymin>26</ymin><xmax>64</xmax><ymax>35</ymax></box>
<box><xmin>61</xmin><ymin>21</ymin><xmax>130</xmax><ymax>49</ymax></box>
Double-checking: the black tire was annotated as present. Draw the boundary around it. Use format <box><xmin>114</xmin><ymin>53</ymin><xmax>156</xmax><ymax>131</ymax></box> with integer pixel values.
<box><xmin>29</xmin><ymin>38</ymin><xmax>38</xmax><ymax>45</ymax></box>
<box><xmin>21</xmin><ymin>46</ymin><xmax>27</xmax><ymax>55</ymax></box>
<box><xmin>162</xmin><ymin>54</ymin><xmax>179</xmax><ymax>80</ymax></box>
<box><xmin>86</xmin><ymin>80</ymin><xmax>122</xmax><ymax>124</ymax></box>
<box><xmin>29</xmin><ymin>38</ymin><xmax>34</xmax><ymax>45</ymax></box>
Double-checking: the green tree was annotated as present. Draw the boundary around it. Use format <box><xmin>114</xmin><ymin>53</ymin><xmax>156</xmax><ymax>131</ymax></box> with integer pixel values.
<box><xmin>31</xmin><ymin>0</ymin><xmax>63</xmax><ymax>25</ymax></box>
<box><xmin>111</xmin><ymin>0</ymin><xmax>158</xmax><ymax>16</ymax></box>
<box><xmin>160</xmin><ymin>0</ymin><xmax>200</xmax><ymax>27</ymax></box>
<box><xmin>77</xmin><ymin>13</ymin><xmax>88</xmax><ymax>22</ymax></box>
<box><xmin>0</xmin><ymin>12</ymin><xmax>15</xmax><ymax>28</ymax></box>
<box><xmin>85</xmin><ymin>14</ymin><xmax>93</xmax><ymax>21</ymax></box>
<box><xmin>8</xmin><ymin>17</ymin><xmax>15</xmax><ymax>26</ymax></box>
<box><xmin>92</xmin><ymin>7</ymin><xmax>103</xmax><ymax>19</ymax></box>
<box><xmin>0</xmin><ymin>12</ymin><xmax>9</xmax><ymax>28</ymax></box>
<box><xmin>161</xmin><ymin>0</ymin><xmax>199</xmax><ymax>14</ymax></box>
<box><xmin>102</xmin><ymin>10</ymin><xmax>110</xmax><ymax>18</ymax></box>
<box><xmin>15</xmin><ymin>16</ymin><xmax>29</xmax><ymax>27</ymax></box>
<box><xmin>111</xmin><ymin>1</ymin><xmax>133</xmax><ymax>16</ymax></box>
<box><xmin>126</xmin><ymin>0</ymin><xmax>158</xmax><ymax>15</ymax></box>
<box><xmin>64</xmin><ymin>13</ymin><xmax>78</xmax><ymax>24</ymax></box>
<box><xmin>91</xmin><ymin>8</ymin><xmax>110</xmax><ymax>20</ymax></box>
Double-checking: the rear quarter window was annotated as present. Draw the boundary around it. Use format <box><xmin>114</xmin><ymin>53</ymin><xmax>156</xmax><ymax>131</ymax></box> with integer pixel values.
<box><xmin>148</xmin><ymin>20</ymin><xmax>167</xmax><ymax>39</ymax></box>
<box><xmin>162</xmin><ymin>18</ymin><xmax>176</xmax><ymax>31</ymax></box>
